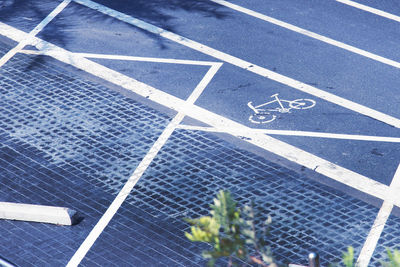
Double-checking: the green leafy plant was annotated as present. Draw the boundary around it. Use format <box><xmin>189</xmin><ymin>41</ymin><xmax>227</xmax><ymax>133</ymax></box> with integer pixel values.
<box><xmin>342</xmin><ymin>246</ymin><xmax>355</xmax><ymax>267</ymax></box>
<box><xmin>185</xmin><ymin>190</ymin><xmax>400</xmax><ymax>267</ymax></box>
<box><xmin>185</xmin><ymin>190</ymin><xmax>278</xmax><ymax>267</ymax></box>
<box><xmin>331</xmin><ymin>246</ymin><xmax>400</xmax><ymax>267</ymax></box>
<box><xmin>382</xmin><ymin>248</ymin><xmax>400</xmax><ymax>267</ymax></box>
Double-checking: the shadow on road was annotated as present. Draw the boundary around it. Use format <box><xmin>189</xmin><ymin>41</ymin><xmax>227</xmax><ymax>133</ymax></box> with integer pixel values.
<box><xmin>76</xmin><ymin>0</ymin><xmax>230</xmax><ymax>49</ymax></box>
<box><xmin>0</xmin><ymin>0</ymin><xmax>230</xmax><ymax>68</ymax></box>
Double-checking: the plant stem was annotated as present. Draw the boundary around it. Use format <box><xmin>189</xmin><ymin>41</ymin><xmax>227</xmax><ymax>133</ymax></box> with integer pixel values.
<box><xmin>249</xmin><ymin>256</ymin><xmax>269</xmax><ymax>267</ymax></box>
<box><xmin>228</xmin><ymin>256</ymin><xmax>233</xmax><ymax>267</ymax></box>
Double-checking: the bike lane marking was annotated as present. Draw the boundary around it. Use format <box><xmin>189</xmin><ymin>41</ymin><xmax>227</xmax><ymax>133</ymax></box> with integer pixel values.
<box><xmin>335</xmin><ymin>0</ymin><xmax>400</xmax><ymax>23</ymax></box>
<box><xmin>357</xmin><ymin>163</ymin><xmax>400</xmax><ymax>267</ymax></box>
<box><xmin>210</xmin><ymin>0</ymin><xmax>400</xmax><ymax>69</ymax></box>
<box><xmin>176</xmin><ymin>125</ymin><xmax>400</xmax><ymax>143</ymax></box>
<box><xmin>247</xmin><ymin>93</ymin><xmax>316</xmax><ymax>124</ymax></box>
<box><xmin>0</xmin><ymin>0</ymin><xmax>71</xmax><ymax>68</ymax></box>
<box><xmin>72</xmin><ymin>0</ymin><xmax>400</xmax><ymax>129</ymax></box>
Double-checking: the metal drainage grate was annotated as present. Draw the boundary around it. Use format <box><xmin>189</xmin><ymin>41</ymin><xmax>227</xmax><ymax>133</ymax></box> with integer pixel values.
<box><xmin>0</xmin><ymin>53</ymin><xmax>171</xmax><ymax>266</ymax></box>
<box><xmin>82</xmin><ymin>129</ymin><xmax>381</xmax><ymax>266</ymax></box>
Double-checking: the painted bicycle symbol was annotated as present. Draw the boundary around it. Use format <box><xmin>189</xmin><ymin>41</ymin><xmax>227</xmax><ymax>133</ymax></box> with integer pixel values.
<box><xmin>248</xmin><ymin>93</ymin><xmax>316</xmax><ymax>124</ymax></box>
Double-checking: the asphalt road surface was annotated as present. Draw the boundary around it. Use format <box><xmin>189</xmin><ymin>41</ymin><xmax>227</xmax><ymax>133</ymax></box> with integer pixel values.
<box><xmin>0</xmin><ymin>0</ymin><xmax>400</xmax><ymax>266</ymax></box>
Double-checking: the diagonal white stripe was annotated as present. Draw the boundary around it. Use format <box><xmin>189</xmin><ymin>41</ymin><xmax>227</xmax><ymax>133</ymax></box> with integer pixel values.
<box><xmin>0</xmin><ymin>0</ymin><xmax>71</xmax><ymax>68</ymax></box>
<box><xmin>336</xmin><ymin>0</ymin><xmax>400</xmax><ymax>23</ymax></box>
<box><xmin>357</xmin><ymin>164</ymin><xmax>400</xmax><ymax>267</ymax></box>
<box><xmin>19</xmin><ymin>49</ymin><xmax>220</xmax><ymax>66</ymax></box>
<box><xmin>176</xmin><ymin>125</ymin><xmax>400</xmax><ymax>143</ymax></box>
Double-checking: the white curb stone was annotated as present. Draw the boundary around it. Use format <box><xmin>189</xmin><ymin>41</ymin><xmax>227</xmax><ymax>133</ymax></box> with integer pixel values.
<box><xmin>0</xmin><ymin>202</ymin><xmax>79</xmax><ymax>225</ymax></box>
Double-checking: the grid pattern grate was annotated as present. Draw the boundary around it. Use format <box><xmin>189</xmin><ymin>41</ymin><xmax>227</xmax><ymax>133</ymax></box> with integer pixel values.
<box><xmin>0</xmin><ymin>52</ymin><xmax>171</xmax><ymax>266</ymax></box>
<box><xmin>372</xmin><ymin>213</ymin><xmax>400</xmax><ymax>264</ymax></box>
<box><xmin>84</xmin><ymin>129</ymin><xmax>381</xmax><ymax>266</ymax></box>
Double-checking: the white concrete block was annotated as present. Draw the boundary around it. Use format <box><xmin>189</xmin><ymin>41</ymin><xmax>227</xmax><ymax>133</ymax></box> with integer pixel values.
<box><xmin>0</xmin><ymin>202</ymin><xmax>79</xmax><ymax>225</ymax></box>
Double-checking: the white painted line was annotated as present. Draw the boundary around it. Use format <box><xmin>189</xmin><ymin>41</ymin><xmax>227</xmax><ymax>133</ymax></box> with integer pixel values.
<box><xmin>20</xmin><ymin>49</ymin><xmax>220</xmax><ymax>66</ymax></box>
<box><xmin>0</xmin><ymin>202</ymin><xmax>78</xmax><ymax>225</ymax></box>
<box><xmin>357</xmin><ymin>201</ymin><xmax>393</xmax><ymax>267</ymax></box>
<box><xmin>211</xmin><ymin>0</ymin><xmax>400</xmax><ymax>70</ymax></box>
<box><xmin>66</xmin><ymin>59</ymin><xmax>222</xmax><ymax>267</ymax></box>
<box><xmin>0</xmin><ymin>0</ymin><xmax>70</xmax><ymax>68</ymax></box>
<box><xmin>27</xmin><ymin>0</ymin><xmax>71</xmax><ymax>37</ymax></box>
<box><xmin>336</xmin><ymin>0</ymin><xmax>400</xmax><ymax>23</ymax></box>
<box><xmin>357</xmin><ymin>163</ymin><xmax>400</xmax><ymax>267</ymax></box>
<box><xmin>72</xmin><ymin>0</ymin><xmax>400</xmax><ymax>129</ymax></box>
<box><xmin>21</xmin><ymin>49</ymin><xmax>222</xmax><ymax>68</ymax></box>
<box><xmin>186</xmin><ymin>63</ymin><xmax>223</xmax><ymax>103</ymax></box>
<box><xmin>75</xmin><ymin>52</ymin><xmax>220</xmax><ymax>66</ymax></box>
<box><xmin>177</xmin><ymin>125</ymin><xmax>400</xmax><ymax>143</ymax></box>
<box><xmin>0</xmin><ymin>21</ymin><xmax>394</xmax><ymax>208</ymax></box>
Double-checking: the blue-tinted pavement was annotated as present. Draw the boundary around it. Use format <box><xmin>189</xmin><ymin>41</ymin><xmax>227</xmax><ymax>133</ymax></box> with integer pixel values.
<box><xmin>1</xmin><ymin>1</ymin><xmax>400</xmax><ymax>266</ymax></box>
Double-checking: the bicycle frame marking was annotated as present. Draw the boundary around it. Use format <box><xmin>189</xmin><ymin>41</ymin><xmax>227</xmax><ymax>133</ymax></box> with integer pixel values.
<box><xmin>248</xmin><ymin>93</ymin><xmax>316</xmax><ymax>124</ymax></box>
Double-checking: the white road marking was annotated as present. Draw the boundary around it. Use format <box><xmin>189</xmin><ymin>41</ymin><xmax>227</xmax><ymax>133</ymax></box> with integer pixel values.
<box><xmin>72</xmin><ymin>0</ymin><xmax>400</xmax><ymax>129</ymax></box>
<box><xmin>0</xmin><ymin>0</ymin><xmax>71</xmax><ymax>68</ymax></box>
<box><xmin>176</xmin><ymin>125</ymin><xmax>400</xmax><ymax>143</ymax></box>
<box><xmin>357</xmin><ymin>163</ymin><xmax>400</xmax><ymax>267</ymax></box>
<box><xmin>66</xmin><ymin>57</ymin><xmax>222</xmax><ymax>267</ymax></box>
<box><xmin>210</xmin><ymin>0</ymin><xmax>400</xmax><ymax>70</ymax></box>
<box><xmin>357</xmin><ymin>201</ymin><xmax>393</xmax><ymax>267</ymax></box>
<box><xmin>335</xmin><ymin>0</ymin><xmax>400</xmax><ymax>23</ymax></box>
<box><xmin>248</xmin><ymin>93</ymin><xmax>316</xmax><ymax>124</ymax></box>
<box><xmin>20</xmin><ymin>50</ymin><xmax>220</xmax><ymax>66</ymax></box>
<box><xmin>75</xmin><ymin>52</ymin><xmax>220</xmax><ymax>66</ymax></box>
<box><xmin>0</xmin><ymin>21</ymin><xmax>395</xmax><ymax>207</ymax></box>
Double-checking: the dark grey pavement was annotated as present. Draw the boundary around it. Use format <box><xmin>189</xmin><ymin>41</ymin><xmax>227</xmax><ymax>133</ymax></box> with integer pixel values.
<box><xmin>0</xmin><ymin>1</ymin><xmax>400</xmax><ymax>266</ymax></box>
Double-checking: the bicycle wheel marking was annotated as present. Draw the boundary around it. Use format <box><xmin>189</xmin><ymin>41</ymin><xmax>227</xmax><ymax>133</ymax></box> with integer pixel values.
<box><xmin>248</xmin><ymin>93</ymin><xmax>316</xmax><ymax>124</ymax></box>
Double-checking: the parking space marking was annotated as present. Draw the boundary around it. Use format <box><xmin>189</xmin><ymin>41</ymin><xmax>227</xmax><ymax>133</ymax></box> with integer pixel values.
<box><xmin>73</xmin><ymin>0</ymin><xmax>400</xmax><ymax>129</ymax></box>
<box><xmin>357</xmin><ymin>163</ymin><xmax>400</xmax><ymax>267</ymax></box>
<box><xmin>177</xmin><ymin>125</ymin><xmax>400</xmax><ymax>143</ymax></box>
<box><xmin>0</xmin><ymin>0</ymin><xmax>71</xmax><ymax>68</ymax></box>
<box><xmin>66</xmin><ymin>50</ymin><xmax>222</xmax><ymax>267</ymax></box>
<box><xmin>335</xmin><ymin>0</ymin><xmax>400</xmax><ymax>23</ymax></box>
<box><xmin>210</xmin><ymin>0</ymin><xmax>400</xmax><ymax>69</ymax></box>
<box><xmin>0</xmin><ymin>20</ymin><xmax>395</xmax><ymax>207</ymax></box>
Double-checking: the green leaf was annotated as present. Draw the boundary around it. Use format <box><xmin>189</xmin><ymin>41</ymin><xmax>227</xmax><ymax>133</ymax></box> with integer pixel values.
<box><xmin>184</xmin><ymin>216</ymin><xmax>220</xmax><ymax>243</ymax></box>
<box><xmin>185</xmin><ymin>190</ymin><xmax>276</xmax><ymax>266</ymax></box>
<box><xmin>342</xmin><ymin>246</ymin><xmax>355</xmax><ymax>267</ymax></box>
<box><xmin>210</xmin><ymin>190</ymin><xmax>240</xmax><ymax>233</ymax></box>
<box><xmin>382</xmin><ymin>248</ymin><xmax>400</xmax><ymax>267</ymax></box>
